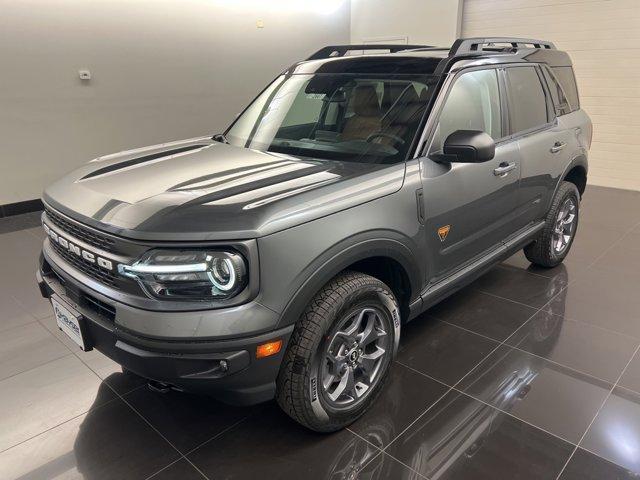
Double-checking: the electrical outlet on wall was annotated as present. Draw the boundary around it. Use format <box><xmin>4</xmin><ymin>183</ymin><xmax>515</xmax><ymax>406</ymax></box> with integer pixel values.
<box><xmin>78</xmin><ymin>69</ymin><xmax>91</xmax><ymax>80</ymax></box>
<box><xmin>256</xmin><ymin>20</ymin><xmax>264</xmax><ymax>28</ymax></box>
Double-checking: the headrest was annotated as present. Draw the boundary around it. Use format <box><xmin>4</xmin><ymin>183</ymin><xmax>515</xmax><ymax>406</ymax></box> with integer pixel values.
<box><xmin>353</xmin><ymin>85</ymin><xmax>380</xmax><ymax>117</ymax></box>
<box><xmin>385</xmin><ymin>87</ymin><xmax>423</xmax><ymax>125</ymax></box>
<box><xmin>382</xmin><ymin>83</ymin><xmax>409</xmax><ymax>110</ymax></box>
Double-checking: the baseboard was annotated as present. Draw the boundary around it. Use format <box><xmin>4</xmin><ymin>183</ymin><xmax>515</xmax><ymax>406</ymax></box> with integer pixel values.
<box><xmin>0</xmin><ymin>199</ymin><xmax>44</xmax><ymax>218</ymax></box>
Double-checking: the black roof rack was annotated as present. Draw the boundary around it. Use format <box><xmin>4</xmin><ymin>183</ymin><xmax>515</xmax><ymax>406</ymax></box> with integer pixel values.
<box><xmin>449</xmin><ymin>37</ymin><xmax>556</xmax><ymax>56</ymax></box>
<box><xmin>306</xmin><ymin>44</ymin><xmax>432</xmax><ymax>61</ymax></box>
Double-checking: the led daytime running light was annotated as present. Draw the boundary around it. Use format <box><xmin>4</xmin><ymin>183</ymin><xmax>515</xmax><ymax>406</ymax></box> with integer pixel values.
<box><xmin>119</xmin><ymin>254</ymin><xmax>239</xmax><ymax>292</ymax></box>
<box><xmin>120</xmin><ymin>262</ymin><xmax>208</xmax><ymax>275</ymax></box>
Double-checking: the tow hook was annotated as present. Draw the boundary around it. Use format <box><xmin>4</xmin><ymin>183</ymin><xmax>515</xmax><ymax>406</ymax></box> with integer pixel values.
<box><xmin>147</xmin><ymin>379</ymin><xmax>173</xmax><ymax>394</ymax></box>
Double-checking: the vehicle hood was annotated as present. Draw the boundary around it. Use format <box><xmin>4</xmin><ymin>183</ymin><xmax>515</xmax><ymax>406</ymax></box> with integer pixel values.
<box><xmin>44</xmin><ymin>137</ymin><xmax>406</xmax><ymax>240</ymax></box>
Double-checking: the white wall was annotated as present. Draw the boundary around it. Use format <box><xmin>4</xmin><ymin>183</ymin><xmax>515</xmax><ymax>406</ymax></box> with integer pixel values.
<box><xmin>0</xmin><ymin>0</ymin><xmax>350</xmax><ymax>204</ymax></box>
<box><xmin>351</xmin><ymin>0</ymin><xmax>462</xmax><ymax>46</ymax></box>
<box><xmin>461</xmin><ymin>0</ymin><xmax>640</xmax><ymax>191</ymax></box>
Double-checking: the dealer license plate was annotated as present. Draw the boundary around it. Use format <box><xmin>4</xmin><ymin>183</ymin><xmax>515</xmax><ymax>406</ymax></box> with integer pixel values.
<box><xmin>52</xmin><ymin>296</ymin><xmax>87</xmax><ymax>351</ymax></box>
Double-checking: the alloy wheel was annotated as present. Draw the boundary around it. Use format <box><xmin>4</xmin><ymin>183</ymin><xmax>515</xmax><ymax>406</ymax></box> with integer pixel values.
<box><xmin>321</xmin><ymin>307</ymin><xmax>390</xmax><ymax>409</ymax></box>
<box><xmin>552</xmin><ymin>197</ymin><xmax>577</xmax><ymax>254</ymax></box>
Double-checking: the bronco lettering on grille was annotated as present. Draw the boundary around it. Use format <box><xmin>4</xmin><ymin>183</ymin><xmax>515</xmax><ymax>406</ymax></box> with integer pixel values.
<box><xmin>44</xmin><ymin>223</ymin><xmax>114</xmax><ymax>271</ymax></box>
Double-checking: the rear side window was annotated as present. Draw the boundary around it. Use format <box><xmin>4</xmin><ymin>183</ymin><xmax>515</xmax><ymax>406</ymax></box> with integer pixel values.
<box><xmin>542</xmin><ymin>66</ymin><xmax>571</xmax><ymax>116</ymax></box>
<box><xmin>505</xmin><ymin>66</ymin><xmax>549</xmax><ymax>134</ymax></box>
<box><xmin>552</xmin><ymin>66</ymin><xmax>580</xmax><ymax>112</ymax></box>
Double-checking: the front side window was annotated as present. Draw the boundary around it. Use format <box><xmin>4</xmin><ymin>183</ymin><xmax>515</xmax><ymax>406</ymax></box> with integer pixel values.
<box><xmin>505</xmin><ymin>66</ymin><xmax>549</xmax><ymax>134</ymax></box>
<box><xmin>428</xmin><ymin>69</ymin><xmax>502</xmax><ymax>155</ymax></box>
<box><xmin>226</xmin><ymin>73</ymin><xmax>436</xmax><ymax>164</ymax></box>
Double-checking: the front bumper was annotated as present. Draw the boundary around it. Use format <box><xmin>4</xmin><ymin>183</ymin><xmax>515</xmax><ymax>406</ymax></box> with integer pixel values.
<box><xmin>37</xmin><ymin>255</ymin><xmax>292</xmax><ymax>406</ymax></box>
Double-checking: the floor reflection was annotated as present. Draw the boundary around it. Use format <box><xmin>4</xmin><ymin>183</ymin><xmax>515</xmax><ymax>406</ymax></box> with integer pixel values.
<box><xmin>386</xmin><ymin>391</ymin><xmax>573</xmax><ymax>480</ymax></box>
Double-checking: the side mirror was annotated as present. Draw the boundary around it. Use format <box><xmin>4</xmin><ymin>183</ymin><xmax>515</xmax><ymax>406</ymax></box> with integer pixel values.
<box><xmin>443</xmin><ymin>130</ymin><xmax>495</xmax><ymax>163</ymax></box>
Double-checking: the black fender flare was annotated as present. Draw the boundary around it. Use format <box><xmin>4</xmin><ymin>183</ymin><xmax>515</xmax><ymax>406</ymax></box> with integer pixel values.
<box><xmin>549</xmin><ymin>152</ymin><xmax>588</xmax><ymax>209</ymax></box>
<box><xmin>275</xmin><ymin>231</ymin><xmax>422</xmax><ymax>331</ymax></box>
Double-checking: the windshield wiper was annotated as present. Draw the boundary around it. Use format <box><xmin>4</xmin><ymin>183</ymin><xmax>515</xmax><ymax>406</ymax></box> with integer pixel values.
<box><xmin>211</xmin><ymin>133</ymin><xmax>229</xmax><ymax>144</ymax></box>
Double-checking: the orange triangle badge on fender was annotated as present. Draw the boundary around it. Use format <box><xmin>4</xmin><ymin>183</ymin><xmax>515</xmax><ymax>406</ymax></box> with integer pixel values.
<box><xmin>437</xmin><ymin>225</ymin><xmax>451</xmax><ymax>242</ymax></box>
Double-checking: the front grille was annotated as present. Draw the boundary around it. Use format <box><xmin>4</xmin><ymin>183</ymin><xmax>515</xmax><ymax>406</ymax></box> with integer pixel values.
<box><xmin>50</xmin><ymin>238</ymin><xmax>119</xmax><ymax>287</ymax></box>
<box><xmin>45</xmin><ymin>207</ymin><xmax>116</xmax><ymax>253</ymax></box>
<box><xmin>44</xmin><ymin>258</ymin><xmax>117</xmax><ymax>322</ymax></box>
<box><xmin>82</xmin><ymin>293</ymin><xmax>116</xmax><ymax>321</ymax></box>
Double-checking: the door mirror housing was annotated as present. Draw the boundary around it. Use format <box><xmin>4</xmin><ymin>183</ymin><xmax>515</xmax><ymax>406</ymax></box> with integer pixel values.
<box><xmin>442</xmin><ymin>130</ymin><xmax>496</xmax><ymax>163</ymax></box>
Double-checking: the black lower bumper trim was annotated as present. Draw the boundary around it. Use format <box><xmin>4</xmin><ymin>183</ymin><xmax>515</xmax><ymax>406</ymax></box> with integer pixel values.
<box><xmin>37</xmin><ymin>260</ymin><xmax>292</xmax><ymax>406</ymax></box>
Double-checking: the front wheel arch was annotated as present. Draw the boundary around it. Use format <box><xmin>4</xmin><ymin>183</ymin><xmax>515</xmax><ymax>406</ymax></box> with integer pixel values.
<box><xmin>276</xmin><ymin>236</ymin><xmax>422</xmax><ymax>332</ymax></box>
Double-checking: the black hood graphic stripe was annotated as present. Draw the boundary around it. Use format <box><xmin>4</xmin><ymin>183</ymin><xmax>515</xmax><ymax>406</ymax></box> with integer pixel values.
<box><xmin>80</xmin><ymin>145</ymin><xmax>208</xmax><ymax>180</ymax></box>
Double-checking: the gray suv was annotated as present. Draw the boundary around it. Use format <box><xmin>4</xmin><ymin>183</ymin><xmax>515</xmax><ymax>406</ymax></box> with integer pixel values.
<box><xmin>37</xmin><ymin>37</ymin><xmax>591</xmax><ymax>432</ymax></box>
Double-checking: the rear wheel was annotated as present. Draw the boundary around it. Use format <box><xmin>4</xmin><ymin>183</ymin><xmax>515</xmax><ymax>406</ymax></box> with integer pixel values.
<box><xmin>524</xmin><ymin>181</ymin><xmax>580</xmax><ymax>267</ymax></box>
<box><xmin>276</xmin><ymin>271</ymin><xmax>400</xmax><ymax>432</ymax></box>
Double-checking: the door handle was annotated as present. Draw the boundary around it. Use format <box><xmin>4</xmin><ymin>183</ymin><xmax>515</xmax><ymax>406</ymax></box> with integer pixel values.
<box><xmin>493</xmin><ymin>162</ymin><xmax>516</xmax><ymax>177</ymax></box>
<box><xmin>550</xmin><ymin>141</ymin><xmax>566</xmax><ymax>153</ymax></box>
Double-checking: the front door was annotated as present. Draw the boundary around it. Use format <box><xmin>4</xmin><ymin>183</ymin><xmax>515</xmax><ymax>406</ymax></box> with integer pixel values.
<box><xmin>420</xmin><ymin>68</ymin><xmax>521</xmax><ymax>282</ymax></box>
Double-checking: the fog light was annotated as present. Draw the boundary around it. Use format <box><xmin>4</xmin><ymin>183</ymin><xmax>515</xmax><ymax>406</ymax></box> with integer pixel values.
<box><xmin>256</xmin><ymin>340</ymin><xmax>282</xmax><ymax>359</ymax></box>
<box><xmin>219</xmin><ymin>360</ymin><xmax>228</xmax><ymax>372</ymax></box>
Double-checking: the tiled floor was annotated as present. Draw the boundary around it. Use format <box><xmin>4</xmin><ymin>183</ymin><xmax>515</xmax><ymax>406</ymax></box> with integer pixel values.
<box><xmin>1</xmin><ymin>186</ymin><xmax>640</xmax><ymax>479</ymax></box>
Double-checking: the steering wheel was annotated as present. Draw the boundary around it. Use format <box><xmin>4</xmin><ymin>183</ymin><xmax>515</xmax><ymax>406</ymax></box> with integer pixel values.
<box><xmin>365</xmin><ymin>132</ymin><xmax>406</xmax><ymax>146</ymax></box>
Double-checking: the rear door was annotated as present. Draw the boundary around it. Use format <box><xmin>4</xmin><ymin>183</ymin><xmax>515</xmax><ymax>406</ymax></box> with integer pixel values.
<box><xmin>420</xmin><ymin>67</ymin><xmax>521</xmax><ymax>281</ymax></box>
<box><xmin>504</xmin><ymin>65</ymin><xmax>572</xmax><ymax>228</ymax></box>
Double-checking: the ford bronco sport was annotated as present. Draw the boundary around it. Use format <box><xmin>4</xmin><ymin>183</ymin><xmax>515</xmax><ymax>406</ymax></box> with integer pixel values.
<box><xmin>37</xmin><ymin>38</ymin><xmax>591</xmax><ymax>432</ymax></box>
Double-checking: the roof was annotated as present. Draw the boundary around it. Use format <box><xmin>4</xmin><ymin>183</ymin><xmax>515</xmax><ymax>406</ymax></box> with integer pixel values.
<box><xmin>289</xmin><ymin>38</ymin><xmax>573</xmax><ymax>76</ymax></box>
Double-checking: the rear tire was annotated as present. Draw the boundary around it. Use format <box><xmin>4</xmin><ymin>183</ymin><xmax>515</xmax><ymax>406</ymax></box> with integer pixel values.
<box><xmin>524</xmin><ymin>181</ymin><xmax>580</xmax><ymax>268</ymax></box>
<box><xmin>276</xmin><ymin>271</ymin><xmax>400</xmax><ymax>432</ymax></box>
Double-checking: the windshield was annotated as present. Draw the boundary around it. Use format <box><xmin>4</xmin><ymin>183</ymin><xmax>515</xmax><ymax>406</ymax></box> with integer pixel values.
<box><xmin>226</xmin><ymin>73</ymin><xmax>437</xmax><ymax>164</ymax></box>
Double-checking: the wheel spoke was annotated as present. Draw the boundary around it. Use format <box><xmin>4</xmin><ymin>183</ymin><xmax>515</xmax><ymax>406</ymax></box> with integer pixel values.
<box><xmin>329</xmin><ymin>367</ymin><xmax>355</xmax><ymax>402</ymax></box>
<box><xmin>325</xmin><ymin>351</ymin><xmax>344</xmax><ymax>377</ymax></box>
<box><xmin>359</xmin><ymin>347</ymin><xmax>385</xmax><ymax>381</ymax></box>
<box><xmin>328</xmin><ymin>373</ymin><xmax>347</xmax><ymax>401</ymax></box>
<box><xmin>355</xmin><ymin>309</ymin><xmax>375</xmax><ymax>335</ymax></box>
<box><xmin>335</xmin><ymin>322</ymin><xmax>358</xmax><ymax>345</ymax></box>
<box><xmin>322</xmin><ymin>372</ymin><xmax>336</xmax><ymax>390</ymax></box>
<box><xmin>559</xmin><ymin>204</ymin><xmax>569</xmax><ymax>220</ymax></box>
<box><xmin>357</xmin><ymin>312</ymin><xmax>384</xmax><ymax>347</ymax></box>
<box><xmin>343</xmin><ymin>368</ymin><xmax>356</xmax><ymax>400</ymax></box>
<box><xmin>555</xmin><ymin>236</ymin><xmax>564</xmax><ymax>251</ymax></box>
<box><xmin>354</xmin><ymin>381</ymin><xmax>369</xmax><ymax>398</ymax></box>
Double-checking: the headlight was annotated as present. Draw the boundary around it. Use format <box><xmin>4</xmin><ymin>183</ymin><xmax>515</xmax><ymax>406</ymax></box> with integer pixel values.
<box><xmin>118</xmin><ymin>250</ymin><xmax>247</xmax><ymax>300</ymax></box>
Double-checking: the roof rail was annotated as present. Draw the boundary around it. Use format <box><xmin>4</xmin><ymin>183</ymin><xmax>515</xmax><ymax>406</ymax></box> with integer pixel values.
<box><xmin>449</xmin><ymin>37</ymin><xmax>556</xmax><ymax>56</ymax></box>
<box><xmin>306</xmin><ymin>44</ymin><xmax>432</xmax><ymax>61</ymax></box>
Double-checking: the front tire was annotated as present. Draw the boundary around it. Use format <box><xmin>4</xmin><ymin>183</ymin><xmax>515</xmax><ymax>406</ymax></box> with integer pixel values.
<box><xmin>524</xmin><ymin>181</ymin><xmax>580</xmax><ymax>268</ymax></box>
<box><xmin>276</xmin><ymin>271</ymin><xmax>400</xmax><ymax>432</ymax></box>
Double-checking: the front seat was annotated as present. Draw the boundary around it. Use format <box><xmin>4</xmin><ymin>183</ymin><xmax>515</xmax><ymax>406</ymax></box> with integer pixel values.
<box><xmin>381</xmin><ymin>87</ymin><xmax>425</xmax><ymax>143</ymax></box>
<box><xmin>341</xmin><ymin>85</ymin><xmax>382</xmax><ymax>141</ymax></box>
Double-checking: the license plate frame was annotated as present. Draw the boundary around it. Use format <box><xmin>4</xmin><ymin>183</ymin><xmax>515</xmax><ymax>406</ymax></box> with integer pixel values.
<box><xmin>51</xmin><ymin>295</ymin><xmax>90</xmax><ymax>351</ymax></box>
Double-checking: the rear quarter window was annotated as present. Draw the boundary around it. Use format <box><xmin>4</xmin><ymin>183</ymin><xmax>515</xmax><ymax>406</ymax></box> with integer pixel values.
<box><xmin>542</xmin><ymin>66</ymin><xmax>571</xmax><ymax>116</ymax></box>
<box><xmin>551</xmin><ymin>66</ymin><xmax>580</xmax><ymax>112</ymax></box>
